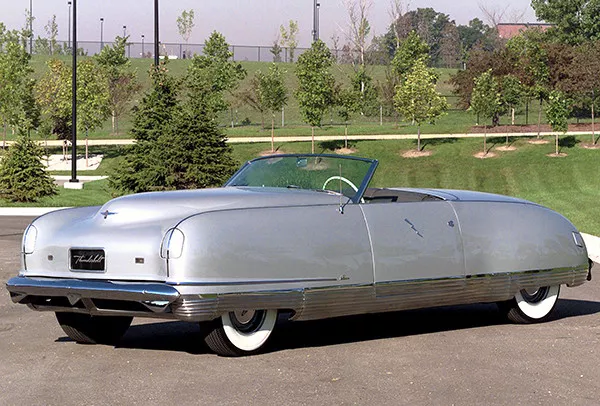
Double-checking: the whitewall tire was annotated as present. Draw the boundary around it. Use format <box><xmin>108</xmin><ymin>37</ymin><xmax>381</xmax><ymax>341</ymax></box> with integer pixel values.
<box><xmin>204</xmin><ymin>309</ymin><xmax>278</xmax><ymax>356</ymax></box>
<box><xmin>500</xmin><ymin>285</ymin><xmax>560</xmax><ymax>324</ymax></box>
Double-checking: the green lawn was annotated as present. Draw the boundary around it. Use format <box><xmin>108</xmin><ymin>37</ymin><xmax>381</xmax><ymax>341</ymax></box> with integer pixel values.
<box><xmin>3</xmin><ymin>136</ymin><xmax>598</xmax><ymax>236</ymax></box>
<box><xmin>13</xmin><ymin>56</ymin><xmax>559</xmax><ymax>142</ymax></box>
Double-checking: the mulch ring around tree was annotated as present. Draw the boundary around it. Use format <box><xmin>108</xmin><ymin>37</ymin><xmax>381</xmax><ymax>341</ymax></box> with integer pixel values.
<box><xmin>401</xmin><ymin>150</ymin><xmax>432</xmax><ymax>158</ymax></box>
<box><xmin>473</xmin><ymin>151</ymin><xmax>496</xmax><ymax>159</ymax></box>
<box><xmin>334</xmin><ymin>147</ymin><xmax>358</xmax><ymax>155</ymax></box>
<box><xmin>547</xmin><ymin>152</ymin><xmax>568</xmax><ymax>158</ymax></box>
<box><xmin>495</xmin><ymin>145</ymin><xmax>517</xmax><ymax>151</ymax></box>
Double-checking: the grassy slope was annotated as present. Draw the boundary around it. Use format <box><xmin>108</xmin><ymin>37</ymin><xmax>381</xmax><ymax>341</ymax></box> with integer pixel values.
<box><xmin>16</xmin><ymin>56</ymin><xmax>553</xmax><ymax>141</ymax></box>
<box><xmin>4</xmin><ymin>137</ymin><xmax>597</xmax><ymax>236</ymax></box>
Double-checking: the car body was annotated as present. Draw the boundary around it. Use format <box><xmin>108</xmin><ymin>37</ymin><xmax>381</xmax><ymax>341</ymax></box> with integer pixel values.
<box><xmin>6</xmin><ymin>154</ymin><xmax>593</xmax><ymax>356</ymax></box>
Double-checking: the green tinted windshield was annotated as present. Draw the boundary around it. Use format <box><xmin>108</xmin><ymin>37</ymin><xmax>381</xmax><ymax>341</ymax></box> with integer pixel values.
<box><xmin>225</xmin><ymin>155</ymin><xmax>377</xmax><ymax>202</ymax></box>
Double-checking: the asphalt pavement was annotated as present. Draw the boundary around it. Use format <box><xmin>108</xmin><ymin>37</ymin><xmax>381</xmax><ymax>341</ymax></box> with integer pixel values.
<box><xmin>0</xmin><ymin>216</ymin><xmax>598</xmax><ymax>405</ymax></box>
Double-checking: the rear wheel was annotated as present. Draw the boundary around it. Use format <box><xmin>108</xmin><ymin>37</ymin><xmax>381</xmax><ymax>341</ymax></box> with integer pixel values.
<box><xmin>204</xmin><ymin>309</ymin><xmax>277</xmax><ymax>356</ymax></box>
<box><xmin>499</xmin><ymin>285</ymin><xmax>560</xmax><ymax>324</ymax></box>
<box><xmin>55</xmin><ymin>312</ymin><xmax>132</xmax><ymax>345</ymax></box>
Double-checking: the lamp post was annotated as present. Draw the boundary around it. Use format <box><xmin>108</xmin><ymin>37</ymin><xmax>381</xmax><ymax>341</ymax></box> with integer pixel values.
<box><xmin>316</xmin><ymin>3</ymin><xmax>320</xmax><ymax>41</ymax></box>
<box><xmin>123</xmin><ymin>25</ymin><xmax>127</xmax><ymax>38</ymax></box>
<box><xmin>29</xmin><ymin>0</ymin><xmax>33</xmax><ymax>54</ymax></box>
<box><xmin>141</xmin><ymin>34</ymin><xmax>145</xmax><ymax>57</ymax></box>
<box><xmin>100</xmin><ymin>18</ymin><xmax>104</xmax><ymax>50</ymax></box>
<box><xmin>312</xmin><ymin>0</ymin><xmax>317</xmax><ymax>42</ymax></box>
<box><xmin>70</xmin><ymin>0</ymin><xmax>78</xmax><ymax>186</ymax></box>
<box><xmin>154</xmin><ymin>0</ymin><xmax>159</xmax><ymax>66</ymax></box>
<box><xmin>67</xmin><ymin>1</ymin><xmax>71</xmax><ymax>52</ymax></box>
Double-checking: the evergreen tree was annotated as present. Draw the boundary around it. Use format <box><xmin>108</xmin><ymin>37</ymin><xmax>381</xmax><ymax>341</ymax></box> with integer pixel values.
<box><xmin>109</xmin><ymin>64</ymin><xmax>179</xmax><ymax>193</ymax></box>
<box><xmin>0</xmin><ymin>135</ymin><xmax>56</xmax><ymax>202</ymax></box>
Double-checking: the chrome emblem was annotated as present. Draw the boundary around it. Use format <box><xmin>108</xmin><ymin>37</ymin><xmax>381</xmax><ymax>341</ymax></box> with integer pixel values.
<box><xmin>100</xmin><ymin>210</ymin><xmax>116</xmax><ymax>219</ymax></box>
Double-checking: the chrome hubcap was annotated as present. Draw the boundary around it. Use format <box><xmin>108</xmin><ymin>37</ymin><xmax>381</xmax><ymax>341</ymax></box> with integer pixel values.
<box><xmin>233</xmin><ymin>309</ymin><xmax>256</xmax><ymax>325</ymax></box>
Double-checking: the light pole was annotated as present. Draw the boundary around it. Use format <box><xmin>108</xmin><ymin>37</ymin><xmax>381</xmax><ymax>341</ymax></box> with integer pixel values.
<box><xmin>316</xmin><ymin>3</ymin><xmax>320</xmax><ymax>41</ymax></box>
<box><xmin>100</xmin><ymin>18</ymin><xmax>104</xmax><ymax>50</ymax></box>
<box><xmin>154</xmin><ymin>0</ymin><xmax>159</xmax><ymax>66</ymax></box>
<box><xmin>141</xmin><ymin>34</ymin><xmax>145</xmax><ymax>57</ymax></box>
<box><xmin>29</xmin><ymin>0</ymin><xmax>33</xmax><ymax>54</ymax></box>
<box><xmin>70</xmin><ymin>0</ymin><xmax>78</xmax><ymax>185</ymax></box>
<box><xmin>123</xmin><ymin>25</ymin><xmax>127</xmax><ymax>38</ymax></box>
<box><xmin>312</xmin><ymin>0</ymin><xmax>317</xmax><ymax>42</ymax></box>
<box><xmin>67</xmin><ymin>1</ymin><xmax>71</xmax><ymax>52</ymax></box>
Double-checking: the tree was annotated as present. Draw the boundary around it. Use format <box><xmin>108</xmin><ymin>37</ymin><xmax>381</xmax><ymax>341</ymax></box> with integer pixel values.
<box><xmin>77</xmin><ymin>60</ymin><xmax>110</xmax><ymax>136</ymax></box>
<box><xmin>177</xmin><ymin>9</ymin><xmax>195</xmax><ymax>54</ymax></box>
<box><xmin>295</xmin><ymin>40</ymin><xmax>336</xmax><ymax>153</ymax></box>
<box><xmin>236</xmin><ymin>73</ymin><xmax>267</xmax><ymax>129</ymax></box>
<box><xmin>531</xmin><ymin>0</ymin><xmax>600</xmax><ymax>44</ymax></box>
<box><xmin>0</xmin><ymin>135</ymin><xmax>56</xmax><ymax>202</ymax></box>
<box><xmin>96</xmin><ymin>36</ymin><xmax>141</xmax><ymax>135</ymax></box>
<box><xmin>393</xmin><ymin>59</ymin><xmax>448</xmax><ymax>151</ymax></box>
<box><xmin>44</xmin><ymin>15</ymin><xmax>59</xmax><ymax>55</ymax></box>
<box><xmin>36</xmin><ymin>59</ymin><xmax>72</xmax><ymax>141</ymax></box>
<box><xmin>343</xmin><ymin>0</ymin><xmax>373</xmax><ymax>67</ymax></box>
<box><xmin>500</xmin><ymin>74</ymin><xmax>523</xmax><ymax>125</ymax></box>
<box><xmin>391</xmin><ymin>31</ymin><xmax>429</xmax><ymax>79</ymax></box>
<box><xmin>270</xmin><ymin>40</ymin><xmax>283</xmax><ymax>62</ymax></box>
<box><xmin>470</xmin><ymin>69</ymin><xmax>501</xmax><ymax>155</ymax></box>
<box><xmin>457</xmin><ymin>18</ymin><xmax>497</xmax><ymax>56</ymax></box>
<box><xmin>260</xmin><ymin>64</ymin><xmax>288</xmax><ymax>152</ymax></box>
<box><xmin>110</xmin><ymin>63</ymin><xmax>179</xmax><ymax>193</ymax></box>
<box><xmin>0</xmin><ymin>29</ymin><xmax>38</xmax><ymax>146</ymax></box>
<box><xmin>350</xmin><ymin>67</ymin><xmax>379</xmax><ymax>116</ymax></box>
<box><xmin>336</xmin><ymin>86</ymin><xmax>360</xmax><ymax>149</ymax></box>
<box><xmin>545</xmin><ymin>90</ymin><xmax>572</xmax><ymax>155</ymax></box>
<box><xmin>186</xmin><ymin>31</ymin><xmax>246</xmax><ymax>119</ymax></box>
<box><xmin>279</xmin><ymin>20</ymin><xmax>299</xmax><ymax>62</ymax></box>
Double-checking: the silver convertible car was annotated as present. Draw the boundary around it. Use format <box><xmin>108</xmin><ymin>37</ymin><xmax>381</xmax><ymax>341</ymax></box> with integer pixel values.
<box><xmin>6</xmin><ymin>154</ymin><xmax>593</xmax><ymax>356</ymax></box>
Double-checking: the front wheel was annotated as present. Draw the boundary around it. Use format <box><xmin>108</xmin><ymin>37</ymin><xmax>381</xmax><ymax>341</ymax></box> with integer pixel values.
<box><xmin>204</xmin><ymin>309</ymin><xmax>278</xmax><ymax>356</ymax></box>
<box><xmin>55</xmin><ymin>312</ymin><xmax>133</xmax><ymax>345</ymax></box>
<box><xmin>498</xmin><ymin>285</ymin><xmax>560</xmax><ymax>324</ymax></box>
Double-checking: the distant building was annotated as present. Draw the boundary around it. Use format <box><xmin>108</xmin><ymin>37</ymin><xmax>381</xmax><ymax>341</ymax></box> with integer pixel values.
<box><xmin>497</xmin><ymin>23</ymin><xmax>553</xmax><ymax>39</ymax></box>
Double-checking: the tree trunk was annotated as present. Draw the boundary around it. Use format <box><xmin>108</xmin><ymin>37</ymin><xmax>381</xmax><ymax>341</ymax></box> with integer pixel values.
<box><xmin>417</xmin><ymin>125</ymin><xmax>421</xmax><ymax>152</ymax></box>
<box><xmin>112</xmin><ymin>111</ymin><xmax>116</xmax><ymax>134</ymax></box>
<box><xmin>115</xmin><ymin>114</ymin><xmax>119</xmax><ymax>136</ymax></box>
<box><xmin>592</xmin><ymin>102</ymin><xmax>596</xmax><ymax>145</ymax></box>
<box><xmin>537</xmin><ymin>98</ymin><xmax>543</xmax><ymax>139</ymax></box>
<box><xmin>311</xmin><ymin>126</ymin><xmax>315</xmax><ymax>154</ymax></box>
<box><xmin>85</xmin><ymin>131</ymin><xmax>89</xmax><ymax>168</ymax></box>
<box><xmin>483</xmin><ymin>125</ymin><xmax>487</xmax><ymax>155</ymax></box>
<box><xmin>556</xmin><ymin>133</ymin><xmax>559</xmax><ymax>155</ymax></box>
<box><xmin>2</xmin><ymin>122</ymin><xmax>6</xmax><ymax>150</ymax></box>
<box><xmin>511</xmin><ymin>107</ymin><xmax>515</xmax><ymax>125</ymax></box>
<box><xmin>345</xmin><ymin>124</ymin><xmax>348</xmax><ymax>150</ymax></box>
<box><xmin>271</xmin><ymin>116</ymin><xmax>275</xmax><ymax>153</ymax></box>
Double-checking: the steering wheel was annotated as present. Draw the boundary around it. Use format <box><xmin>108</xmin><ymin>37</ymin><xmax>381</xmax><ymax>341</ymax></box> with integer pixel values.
<box><xmin>322</xmin><ymin>176</ymin><xmax>363</xmax><ymax>203</ymax></box>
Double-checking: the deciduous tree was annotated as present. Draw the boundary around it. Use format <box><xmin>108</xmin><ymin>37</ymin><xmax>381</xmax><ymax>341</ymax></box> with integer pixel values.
<box><xmin>177</xmin><ymin>9</ymin><xmax>195</xmax><ymax>53</ymax></box>
<box><xmin>470</xmin><ymin>69</ymin><xmax>501</xmax><ymax>155</ymax></box>
<box><xmin>259</xmin><ymin>64</ymin><xmax>288</xmax><ymax>152</ymax></box>
<box><xmin>295</xmin><ymin>40</ymin><xmax>335</xmax><ymax>153</ymax></box>
<box><xmin>545</xmin><ymin>90</ymin><xmax>572</xmax><ymax>155</ymax></box>
<box><xmin>279</xmin><ymin>21</ymin><xmax>299</xmax><ymax>62</ymax></box>
<box><xmin>394</xmin><ymin>59</ymin><xmax>448</xmax><ymax>151</ymax></box>
<box><xmin>96</xmin><ymin>36</ymin><xmax>141</xmax><ymax>135</ymax></box>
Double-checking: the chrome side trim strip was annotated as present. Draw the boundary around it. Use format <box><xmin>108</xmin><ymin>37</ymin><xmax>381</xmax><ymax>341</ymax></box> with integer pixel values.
<box><xmin>7</xmin><ymin>265</ymin><xmax>589</xmax><ymax>322</ymax></box>
<box><xmin>168</xmin><ymin>277</ymin><xmax>339</xmax><ymax>287</ymax></box>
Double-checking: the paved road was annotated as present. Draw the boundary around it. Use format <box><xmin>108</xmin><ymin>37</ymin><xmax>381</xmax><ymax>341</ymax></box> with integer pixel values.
<box><xmin>1</xmin><ymin>217</ymin><xmax>598</xmax><ymax>405</ymax></box>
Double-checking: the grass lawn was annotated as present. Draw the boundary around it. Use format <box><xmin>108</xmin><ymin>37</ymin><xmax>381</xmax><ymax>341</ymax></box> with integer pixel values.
<box><xmin>12</xmin><ymin>56</ymin><xmax>560</xmax><ymax>142</ymax></box>
<box><xmin>3</xmin><ymin>136</ymin><xmax>598</xmax><ymax>236</ymax></box>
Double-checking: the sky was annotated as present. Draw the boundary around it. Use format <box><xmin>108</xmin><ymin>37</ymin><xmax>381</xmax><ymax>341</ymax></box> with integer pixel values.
<box><xmin>1</xmin><ymin>0</ymin><xmax>539</xmax><ymax>48</ymax></box>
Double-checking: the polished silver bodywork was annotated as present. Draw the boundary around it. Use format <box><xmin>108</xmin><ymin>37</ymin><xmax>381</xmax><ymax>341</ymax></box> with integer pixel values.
<box><xmin>6</xmin><ymin>155</ymin><xmax>590</xmax><ymax>324</ymax></box>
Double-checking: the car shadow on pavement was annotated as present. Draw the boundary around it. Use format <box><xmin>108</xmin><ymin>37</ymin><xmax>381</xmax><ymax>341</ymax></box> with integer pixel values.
<box><xmin>58</xmin><ymin>298</ymin><xmax>599</xmax><ymax>355</ymax></box>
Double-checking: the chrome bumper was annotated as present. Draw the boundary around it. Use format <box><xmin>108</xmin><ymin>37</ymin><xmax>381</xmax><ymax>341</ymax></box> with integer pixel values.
<box><xmin>6</xmin><ymin>276</ymin><xmax>181</xmax><ymax>318</ymax></box>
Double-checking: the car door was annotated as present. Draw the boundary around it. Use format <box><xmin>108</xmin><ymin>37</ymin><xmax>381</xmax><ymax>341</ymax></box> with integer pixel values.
<box><xmin>360</xmin><ymin>201</ymin><xmax>465</xmax><ymax>297</ymax></box>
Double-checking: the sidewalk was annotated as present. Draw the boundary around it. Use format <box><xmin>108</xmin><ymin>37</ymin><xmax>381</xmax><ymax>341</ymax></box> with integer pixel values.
<box><xmin>2</xmin><ymin>130</ymin><xmax>597</xmax><ymax>147</ymax></box>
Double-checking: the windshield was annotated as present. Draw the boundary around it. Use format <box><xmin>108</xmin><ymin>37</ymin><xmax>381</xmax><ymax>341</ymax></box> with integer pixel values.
<box><xmin>225</xmin><ymin>154</ymin><xmax>378</xmax><ymax>203</ymax></box>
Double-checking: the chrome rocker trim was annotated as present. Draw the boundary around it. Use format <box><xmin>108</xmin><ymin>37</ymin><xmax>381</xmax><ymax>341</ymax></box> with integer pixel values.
<box><xmin>6</xmin><ymin>265</ymin><xmax>588</xmax><ymax>322</ymax></box>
